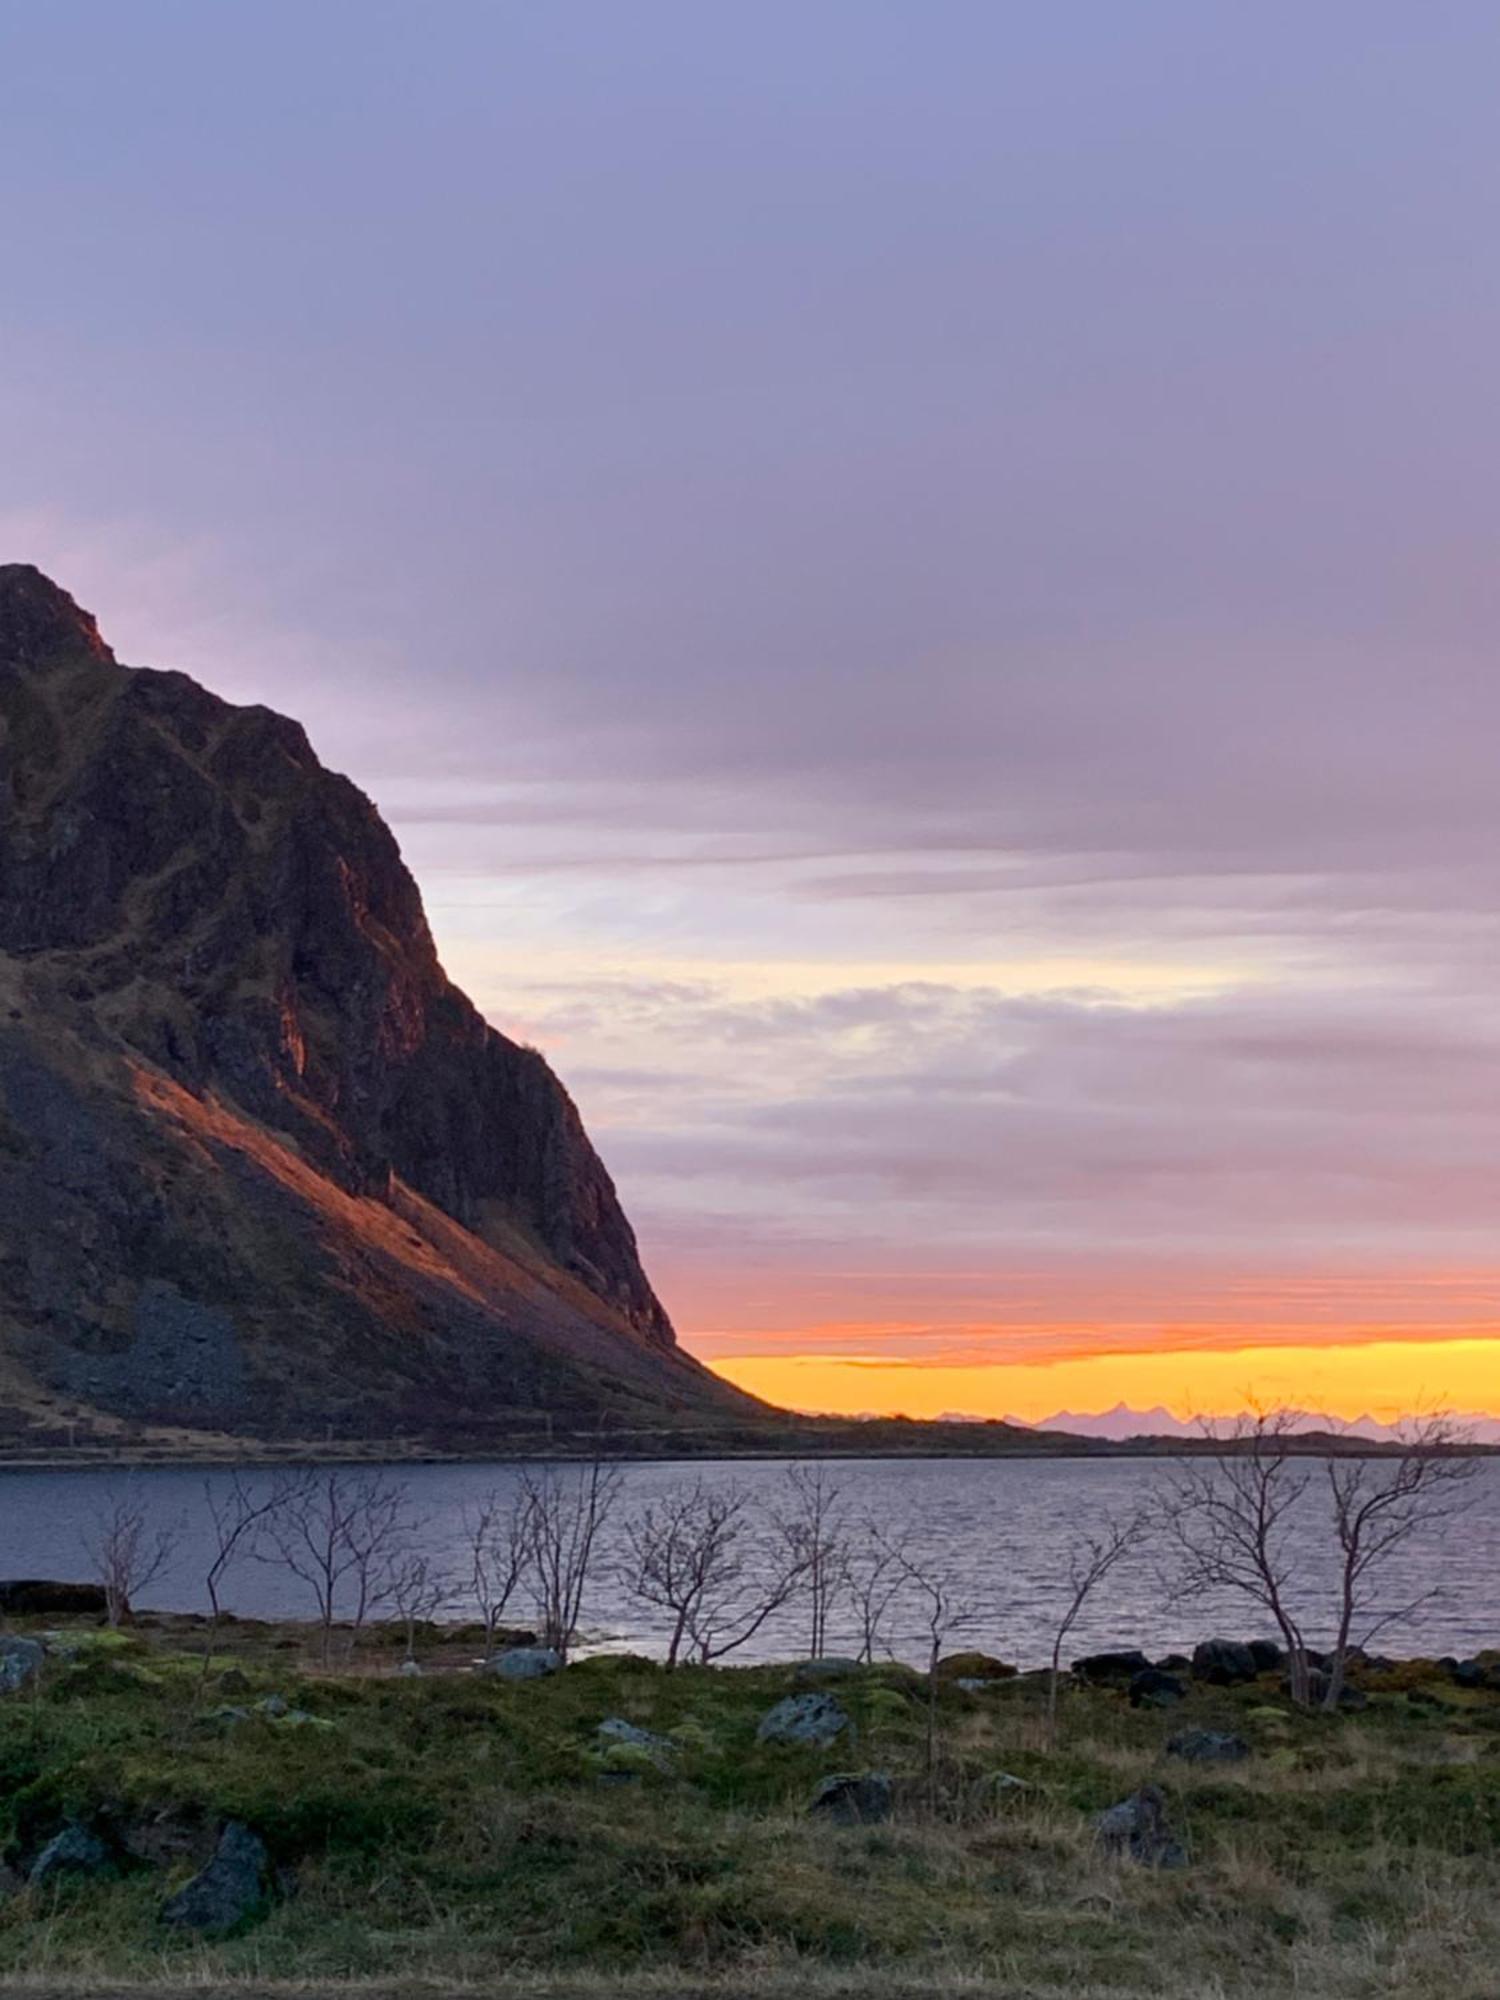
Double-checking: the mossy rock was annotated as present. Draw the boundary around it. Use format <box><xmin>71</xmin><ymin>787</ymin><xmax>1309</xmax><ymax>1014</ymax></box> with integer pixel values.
<box><xmin>936</xmin><ymin>1652</ymin><xmax>1017</xmax><ymax>1683</ymax></box>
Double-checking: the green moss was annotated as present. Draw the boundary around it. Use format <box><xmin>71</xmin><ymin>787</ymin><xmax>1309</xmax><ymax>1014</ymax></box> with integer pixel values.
<box><xmin>1</xmin><ymin>1618</ymin><xmax>1500</xmax><ymax>1991</ymax></box>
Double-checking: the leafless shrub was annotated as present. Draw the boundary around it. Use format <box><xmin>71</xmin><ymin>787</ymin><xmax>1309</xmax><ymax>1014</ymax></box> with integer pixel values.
<box><xmin>1159</xmin><ymin>1407</ymin><xmax>1321</xmax><ymax>1703</ymax></box>
<box><xmin>843</xmin><ymin>1514</ymin><xmax>912</xmax><ymax>1663</ymax></box>
<box><xmin>1161</xmin><ymin>1405</ymin><xmax>1480</xmax><ymax>1709</ymax></box>
<box><xmin>388</xmin><ymin>1552</ymin><xmax>452</xmax><ymax>1665</ymax></box>
<box><xmin>621</xmin><ymin>1477</ymin><xmax>808</xmax><ymax>1666</ymax></box>
<box><xmin>518</xmin><ymin>1456</ymin><xmax>621</xmax><ymax>1660</ymax></box>
<box><xmin>81</xmin><ymin>1489</ymin><xmax>181</xmax><ymax>1627</ymax></box>
<box><xmin>199</xmin><ymin>1471</ymin><xmax>301</xmax><ymax>1680</ymax></box>
<box><xmin>462</xmin><ymin>1486</ymin><xmax>532</xmax><ymax>1661</ymax></box>
<box><xmin>777</xmin><ymin>1464</ymin><xmax>848</xmax><ymax>1657</ymax></box>
<box><xmin>257</xmin><ymin>1468</ymin><xmax>414</xmax><ymax>1665</ymax></box>
<box><xmin>1046</xmin><ymin>1512</ymin><xmax>1150</xmax><ymax>1746</ymax></box>
<box><xmin>1322</xmin><ymin>1413</ymin><xmax>1478</xmax><ymax>1707</ymax></box>
<box><xmin>876</xmin><ymin>1532</ymin><xmax>973</xmax><ymax>1804</ymax></box>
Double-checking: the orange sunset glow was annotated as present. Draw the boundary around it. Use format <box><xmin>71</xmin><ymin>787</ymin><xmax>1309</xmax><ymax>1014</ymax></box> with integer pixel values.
<box><xmin>714</xmin><ymin>1338</ymin><xmax>1500</xmax><ymax>1428</ymax></box>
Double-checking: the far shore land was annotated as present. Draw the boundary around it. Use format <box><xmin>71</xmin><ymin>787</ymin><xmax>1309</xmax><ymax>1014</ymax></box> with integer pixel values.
<box><xmin>3</xmin><ymin>1411</ymin><xmax>1492</xmax><ymax>1468</ymax></box>
<box><xmin>1</xmin><ymin>1604</ymin><xmax>1498</xmax><ymax>1998</ymax></box>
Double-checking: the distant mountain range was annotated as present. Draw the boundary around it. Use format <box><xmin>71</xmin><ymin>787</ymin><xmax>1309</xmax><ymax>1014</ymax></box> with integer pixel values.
<box><xmin>1004</xmin><ymin>1401</ymin><xmax>1500</xmax><ymax>1446</ymax></box>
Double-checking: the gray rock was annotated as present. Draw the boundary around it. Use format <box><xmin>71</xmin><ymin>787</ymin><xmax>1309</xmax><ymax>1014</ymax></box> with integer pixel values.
<box><xmin>1129</xmin><ymin>1667</ymin><xmax>1186</xmax><ymax>1709</ymax></box>
<box><xmin>398</xmin><ymin>1659</ymin><xmax>423</xmax><ymax>1677</ymax></box>
<box><xmin>756</xmin><ymin>1691</ymin><xmax>852</xmax><ymax>1749</ymax></box>
<box><xmin>1192</xmin><ymin>1638</ymin><xmax>1259</xmax><ymax>1685</ymax></box>
<box><xmin>1301</xmin><ymin>1669</ymin><xmax>1368</xmax><ymax>1711</ymax></box>
<box><xmin>597</xmin><ymin>1716</ymin><xmax>678</xmax><ymax>1766</ymax></box>
<box><xmin>490</xmin><ymin>1646</ymin><xmax>563</xmax><ymax>1681</ymax></box>
<box><xmin>808</xmin><ymin>1771</ymin><xmax>892</xmax><ymax>1824</ymax></box>
<box><xmin>30</xmin><ymin>1823</ymin><xmax>112</xmax><ymax>1886</ymax></box>
<box><xmin>1094</xmin><ymin>1785</ymin><xmax>1187</xmax><ymax>1868</ymax></box>
<box><xmin>160</xmin><ymin>1821</ymin><xmax>273</xmax><ymax>1935</ymax></box>
<box><xmin>255</xmin><ymin>1693</ymin><xmax>289</xmax><ymax>1717</ymax></box>
<box><xmin>1167</xmin><ymin>1728</ymin><xmax>1251</xmax><ymax>1764</ymax></box>
<box><xmin>0</xmin><ymin>1636</ymin><xmax>44</xmax><ymax>1695</ymax></box>
<box><xmin>1072</xmin><ymin>1649</ymin><xmax>1152</xmax><ymax>1683</ymax></box>
<box><xmin>793</xmin><ymin>1656</ymin><xmax>864</xmax><ymax>1684</ymax></box>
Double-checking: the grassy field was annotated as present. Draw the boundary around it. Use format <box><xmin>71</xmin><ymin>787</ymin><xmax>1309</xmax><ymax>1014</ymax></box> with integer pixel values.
<box><xmin>1</xmin><ymin>1616</ymin><xmax>1498</xmax><ymax>1999</ymax></box>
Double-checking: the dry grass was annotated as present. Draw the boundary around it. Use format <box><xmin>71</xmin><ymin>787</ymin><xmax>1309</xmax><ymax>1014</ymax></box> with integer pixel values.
<box><xmin>2</xmin><ymin>1623</ymin><xmax>1498</xmax><ymax>1999</ymax></box>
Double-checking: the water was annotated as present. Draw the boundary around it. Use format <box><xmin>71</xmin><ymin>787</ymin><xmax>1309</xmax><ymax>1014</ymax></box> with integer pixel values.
<box><xmin>1</xmin><ymin>1455</ymin><xmax>1495</xmax><ymax>1667</ymax></box>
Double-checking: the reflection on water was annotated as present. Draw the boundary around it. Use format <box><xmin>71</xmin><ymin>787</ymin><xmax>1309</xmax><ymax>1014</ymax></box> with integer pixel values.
<box><xmin>1</xmin><ymin>1455</ymin><xmax>1494</xmax><ymax>1668</ymax></box>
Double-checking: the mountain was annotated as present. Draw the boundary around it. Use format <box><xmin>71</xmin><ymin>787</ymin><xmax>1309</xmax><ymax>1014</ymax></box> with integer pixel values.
<box><xmin>0</xmin><ymin>565</ymin><xmax>759</xmax><ymax>1452</ymax></box>
<box><xmin>1012</xmin><ymin>1403</ymin><xmax>1500</xmax><ymax>1446</ymax></box>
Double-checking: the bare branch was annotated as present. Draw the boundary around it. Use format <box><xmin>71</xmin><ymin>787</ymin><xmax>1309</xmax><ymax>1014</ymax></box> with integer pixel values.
<box><xmin>81</xmin><ymin>1487</ymin><xmax>181</xmax><ymax>1628</ymax></box>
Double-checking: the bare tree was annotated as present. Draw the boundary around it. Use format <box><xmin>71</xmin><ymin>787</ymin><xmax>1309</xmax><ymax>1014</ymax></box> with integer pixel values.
<box><xmin>843</xmin><ymin>1515</ymin><xmax>912</xmax><ymax>1664</ymax></box>
<box><xmin>257</xmin><ymin>1469</ymin><xmax>413</xmax><ymax>1666</ymax></box>
<box><xmin>777</xmin><ymin>1464</ymin><xmax>848</xmax><ymax>1658</ymax></box>
<box><xmin>1159</xmin><ymin>1408</ymin><xmax>1319</xmax><ymax>1704</ymax></box>
<box><xmin>518</xmin><ymin>1456</ymin><xmax>622</xmax><ymax>1660</ymax></box>
<box><xmin>622</xmin><ymin>1478</ymin><xmax>808</xmax><ymax>1666</ymax></box>
<box><xmin>388</xmin><ymin>1552</ymin><xmax>452</xmax><ymax>1667</ymax></box>
<box><xmin>199</xmin><ymin>1472</ymin><xmax>298</xmax><ymax>1682</ymax></box>
<box><xmin>1164</xmin><ymin>1407</ymin><xmax>1481</xmax><ymax>1711</ymax></box>
<box><xmin>462</xmin><ymin>1486</ymin><xmax>532</xmax><ymax>1661</ymax></box>
<box><xmin>82</xmin><ymin>1490</ymin><xmax>181</xmax><ymax>1627</ymax></box>
<box><xmin>1322</xmin><ymin>1415</ymin><xmax>1478</xmax><ymax>1708</ymax></box>
<box><xmin>879</xmin><ymin>1534</ymin><xmax>973</xmax><ymax>1806</ymax></box>
<box><xmin>1046</xmin><ymin>1513</ymin><xmax>1149</xmax><ymax>1747</ymax></box>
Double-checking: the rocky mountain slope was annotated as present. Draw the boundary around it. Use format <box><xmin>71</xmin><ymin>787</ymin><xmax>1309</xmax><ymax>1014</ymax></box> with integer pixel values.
<box><xmin>0</xmin><ymin>565</ymin><xmax>758</xmax><ymax>1450</ymax></box>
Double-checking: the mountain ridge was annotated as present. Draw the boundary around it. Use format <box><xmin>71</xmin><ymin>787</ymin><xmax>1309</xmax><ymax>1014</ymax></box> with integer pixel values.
<box><xmin>0</xmin><ymin>565</ymin><xmax>757</xmax><ymax>1449</ymax></box>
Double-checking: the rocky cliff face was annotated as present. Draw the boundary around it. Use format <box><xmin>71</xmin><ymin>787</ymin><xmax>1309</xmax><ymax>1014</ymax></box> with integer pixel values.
<box><xmin>0</xmin><ymin>565</ymin><xmax>750</xmax><ymax>1447</ymax></box>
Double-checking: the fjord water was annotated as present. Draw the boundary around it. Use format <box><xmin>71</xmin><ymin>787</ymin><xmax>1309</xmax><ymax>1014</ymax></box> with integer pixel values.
<box><xmin>2</xmin><ymin>1456</ymin><xmax>1495</xmax><ymax>1668</ymax></box>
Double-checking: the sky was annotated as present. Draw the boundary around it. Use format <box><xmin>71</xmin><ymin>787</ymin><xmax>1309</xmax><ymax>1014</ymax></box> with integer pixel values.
<box><xmin>4</xmin><ymin>3</ymin><xmax>1500</xmax><ymax>1425</ymax></box>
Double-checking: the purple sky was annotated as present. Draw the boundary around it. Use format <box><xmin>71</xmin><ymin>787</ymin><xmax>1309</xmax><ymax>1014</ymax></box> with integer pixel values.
<box><xmin>6</xmin><ymin>4</ymin><xmax>1500</xmax><ymax>1413</ymax></box>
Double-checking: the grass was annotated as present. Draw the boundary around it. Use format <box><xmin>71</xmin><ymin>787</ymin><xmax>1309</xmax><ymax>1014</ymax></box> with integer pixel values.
<box><xmin>1</xmin><ymin>1618</ymin><xmax>1499</xmax><ymax>1998</ymax></box>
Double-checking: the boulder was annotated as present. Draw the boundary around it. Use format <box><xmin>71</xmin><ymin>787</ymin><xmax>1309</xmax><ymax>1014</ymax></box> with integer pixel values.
<box><xmin>793</xmin><ymin>1657</ymin><xmax>865</xmax><ymax>1684</ymax></box>
<box><xmin>1451</xmin><ymin>1659</ymin><xmax>1487</xmax><ymax>1690</ymax></box>
<box><xmin>756</xmin><ymin>1692</ymin><xmax>852</xmax><ymax>1749</ymax></box>
<box><xmin>1094</xmin><ymin>1785</ymin><xmax>1186</xmax><ymax>1868</ymax></box>
<box><xmin>1191</xmin><ymin>1639</ymin><xmax>1259</xmax><ymax>1685</ymax></box>
<box><xmin>1300</xmin><ymin>1670</ymin><xmax>1367</xmax><ymax>1711</ymax></box>
<box><xmin>0</xmin><ymin>1580</ymin><xmax>109</xmax><ymax>1617</ymax></box>
<box><xmin>1167</xmin><ymin>1728</ymin><xmax>1251</xmax><ymax>1764</ymax></box>
<box><xmin>1154</xmin><ymin>1653</ymin><xmax>1192</xmax><ymax>1673</ymax></box>
<box><xmin>29</xmin><ymin>1823</ymin><xmax>112</xmax><ymax>1886</ymax></box>
<box><xmin>1248</xmin><ymin>1640</ymin><xmax>1283</xmax><ymax>1673</ymax></box>
<box><xmin>936</xmin><ymin>1651</ymin><xmax>1017</xmax><ymax>1683</ymax></box>
<box><xmin>597</xmin><ymin>1717</ymin><xmax>678</xmax><ymax>1768</ymax></box>
<box><xmin>808</xmin><ymin>1772</ymin><xmax>893</xmax><ymax>1824</ymax></box>
<box><xmin>489</xmin><ymin>1647</ymin><xmax>563</xmax><ymax>1681</ymax></box>
<box><xmin>1072</xmin><ymin>1649</ymin><xmax>1152</xmax><ymax>1684</ymax></box>
<box><xmin>160</xmin><ymin>1821</ymin><xmax>273</xmax><ymax>1935</ymax></box>
<box><xmin>0</xmin><ymin>1636</ymin><xmax>44</xmax><ymax>1695</ymax></box>
<box><xmin>1129</xmin><ymin>1667</ymin><xmax>1186</xmax><ymax>1710</ymax></box>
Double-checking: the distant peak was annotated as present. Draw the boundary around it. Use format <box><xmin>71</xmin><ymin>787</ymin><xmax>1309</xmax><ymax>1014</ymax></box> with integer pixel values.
<box><xmin>0</xmin><ymin>565</ymin><xmax>115</xmax><ymax>668</ymax></box>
